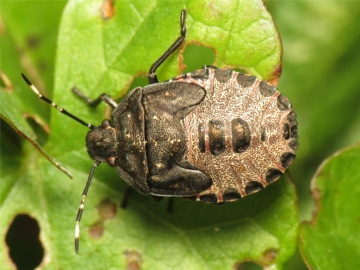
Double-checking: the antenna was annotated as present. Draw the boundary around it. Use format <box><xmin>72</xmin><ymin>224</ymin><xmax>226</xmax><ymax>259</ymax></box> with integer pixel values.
<box><xmin>75</xmin><ymin>160</ymin><xmax>101</xmax><ymax>254</ymax></box>
<box><xmin>21</xmin><ymin>73</ymin><xmax>95</xmax><ymax>129</ymax></box>
<box><xmin>21</xmin><ymin>73</ymin><xmax>99</xmax><ymax>254</ymax></box>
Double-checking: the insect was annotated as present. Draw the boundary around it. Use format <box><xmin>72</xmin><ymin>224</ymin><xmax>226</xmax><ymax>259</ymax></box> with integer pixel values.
<box><xmin>21</xmin><ymin>10</ymin><xmax>298</xmax><ymax>253</ymax></box>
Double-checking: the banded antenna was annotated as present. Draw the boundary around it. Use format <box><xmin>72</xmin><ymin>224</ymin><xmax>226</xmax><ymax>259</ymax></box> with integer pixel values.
<box><xmin>21</xmin><ymin>73</ymin><xmax>95</xmax><ymax>129</ymax></box>
<box><xmin>21</xmin><ymin>73</ymin><xmax>100</xmax><ymax>254</ymax></box>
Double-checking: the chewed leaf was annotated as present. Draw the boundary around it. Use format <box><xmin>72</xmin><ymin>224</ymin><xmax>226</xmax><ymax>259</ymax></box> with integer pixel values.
<box><xmin>300</xmin><ymin>145</ymin><xmax>360</xmax><ymax>269</ymax></box>
<box><xmin>0</xmin><ymin>87</ymin><xmax>72</xmax><ymax>178</ymax></box>
<box><xmin>1</xmin><ymin>1</ymin><xmax>294</xmax><ymax>269</ymax></box>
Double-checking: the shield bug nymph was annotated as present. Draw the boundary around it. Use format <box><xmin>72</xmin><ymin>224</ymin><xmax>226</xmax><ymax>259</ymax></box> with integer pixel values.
<box><xmin>22</xmin><ymin>9</ymin><xmax>298</xmax><ymax>253</ymax></box>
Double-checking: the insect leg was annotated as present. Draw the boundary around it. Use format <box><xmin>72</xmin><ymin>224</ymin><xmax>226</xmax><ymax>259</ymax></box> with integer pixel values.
<box><xmin>148</xmin><ymin>9</ymin><xmax>187</xmax><ymax>84</ymax></box>
<box><xmin>166</xmin><ymin>198</ymin><xmax>173</xmax><ymax>213</ymax></box>
<box><xmin>120</xmin><ymin>187</ymin><xmax>132</xmax><ymax>209</ymax></box>
<box><xmin>149</xmin><ymin>196</ymin><xmax>173</xmax><ymax>213</ymax></box>
<box><xmin>72</xmin><ymin>87</ymin><xmax>117</xmax><ymax>109</ymax></box>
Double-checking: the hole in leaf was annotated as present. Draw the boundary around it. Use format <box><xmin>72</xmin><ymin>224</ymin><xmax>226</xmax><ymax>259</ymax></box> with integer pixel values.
<box><xmin>0</xmin><ymin>118</ymin><xmax>22</xmax><ymax>154</ymax></box>
<box><xmin>127</xmin><ymin>45</ymin><xmax>214</xmax><ymax>90</ymax></box>
<box><xmin>183</xmin><ymin>44</ymin><xmax>215</xmax><ymax>72</ymax></box>
<box><xmin>5</xmin><ymin>214</ymin><xmax>44</xmax><ymax>270</ymax></box>
<box><xmin>235</xmin><ymin>261</ymin><xmax>262</xmax><ymax>270</ymax></box>
<box><xmin>24</xmin><ymin>116</ymin><xmax>49</xmax><ymax>146</ymax></box>
<box><xmin>128</xmin><ymin>75</ymin><xmax>148</xmax><ymax>90</ymax></box>
<box><xmin>232</xmin><ymin>67</ymin><xmax>248</xmax><ymax>74</ymax></box>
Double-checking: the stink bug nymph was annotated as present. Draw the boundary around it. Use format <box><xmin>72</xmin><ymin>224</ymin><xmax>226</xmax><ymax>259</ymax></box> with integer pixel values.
<box><xmin>22</xmin><ymin>10</ymin><xmax>298</xmax><ymax>254</ymax></box>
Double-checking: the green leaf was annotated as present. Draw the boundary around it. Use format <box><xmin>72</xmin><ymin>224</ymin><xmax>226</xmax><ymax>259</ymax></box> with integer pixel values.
<box><xmin>299</xmin><ymin>144</ymin><xmax>360</xmax><ymax>269</ymax></box>
<box><xmin>266</xmin><ymin>1</ymin><xmax>360</xmax><ymax>216</ymax></box>
<box><xmin>0</xmin><ymin>0</ymin><xmax>70</xmax><ymax>177</ymax></box>
<box><xmin>0</xmin><ymin>0</ymin><xmax>68</xmax><ymax>269</ymax></box>
<box><xmin>1</xmin><ymin>0</ymin><xmax>297</xmax><ymax>269</ymax></box>
<box><xmin>264</xmin><ymin>2</ymin><xmax>360</xmax><ymax>268</ymax></box>
<box><xmin>0</xmin><ymin>0</ymin><xmax>68</xmax><ymax>119</ymax></box>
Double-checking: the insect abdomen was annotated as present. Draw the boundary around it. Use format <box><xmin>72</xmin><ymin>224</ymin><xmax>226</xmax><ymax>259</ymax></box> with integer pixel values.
<box><xmin>198</xmin><ymin>118</ymin><xmax>251</xmax><ymax>155</ymax></box>
<box><xmin>177</xmin><ymin>68</ymin><xmax>298</xmax><ymax>203</ymax></box>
